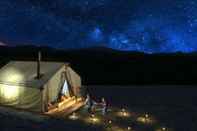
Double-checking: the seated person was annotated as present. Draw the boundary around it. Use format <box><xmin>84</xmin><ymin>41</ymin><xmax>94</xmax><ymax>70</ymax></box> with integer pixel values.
<box><xmin>85</xmin><ymin>94</ymin><xmax>90</xmax><ymax>106</ymax></box>
<box><xmin>100</xmin><ymin>97</ymin><xmax>107</xmax><ymax>115</ymax></box>
<box><xmin>85</xmin><ymin>94</ymin><xmax>98</xmax><ymax>113</ymax></box>
<box><xmin>92</xmin><ymin>97</ymin><xmax>108</xmax><ymax>115</ymax></box>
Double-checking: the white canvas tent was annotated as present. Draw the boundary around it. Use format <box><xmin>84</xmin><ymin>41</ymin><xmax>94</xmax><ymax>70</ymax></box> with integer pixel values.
<box><xmin>0</xmin><ymin>61</ymin><xmax>82</xmax><ymax>112</ymax></box>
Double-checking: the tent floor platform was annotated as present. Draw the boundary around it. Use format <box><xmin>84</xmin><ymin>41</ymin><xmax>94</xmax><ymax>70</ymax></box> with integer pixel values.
<box><xmin>45</xmin><ymin>97</ymin><xmax>85</xmax><ymax>117</ymax></box>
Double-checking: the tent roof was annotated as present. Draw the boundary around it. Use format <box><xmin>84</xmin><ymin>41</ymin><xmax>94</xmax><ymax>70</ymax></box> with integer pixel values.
<box><xmin>0</xmin><ymin>61</ymin><xmax>65</xmax><ymax>88</ymax></box>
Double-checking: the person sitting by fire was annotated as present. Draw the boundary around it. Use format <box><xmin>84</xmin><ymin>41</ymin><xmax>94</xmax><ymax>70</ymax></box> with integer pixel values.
<box><xmin>84</xmin><ymin>94</ymin><xmax>108</xmax><ymax>115</ymax></box>
<box><xmin>85</xmin><ymin>94</ymin><xmax>98</xmax><ymax>114</ymax></box>
<box><xmin>85</xmin><ymin>94</ymin><xmax>93</xmax><ymax>113</ymax></box>
<box><xmin>100</xmin><ymin>97</ymin><xmax>107</xmax><ymax>115</ymax></box>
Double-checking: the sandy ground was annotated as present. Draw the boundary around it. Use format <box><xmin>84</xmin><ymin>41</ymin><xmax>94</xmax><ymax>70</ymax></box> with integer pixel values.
<box><xmin>0</xmin><ymin>105</ymin><xmax>95</xmax><ymax>131</ymax></box>
<box><xmin>0</xmin><ymin>105</ymin><xmax>175</xmax><ymax>131</ymax></box>
<box><xmin>0</xmin><ymin>85</ymin><xmax>196</xmax><ymax>131</ymax></box>
<box><xmin>87</xmin><ymin>85</ymin><xmax>197</xmax><ymax>131</ymax></box>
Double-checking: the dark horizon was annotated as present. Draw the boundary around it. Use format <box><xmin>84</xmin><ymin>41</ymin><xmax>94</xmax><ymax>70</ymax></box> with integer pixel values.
<box><xmin>0</xmin><ymin>45</ymin><xmax>196</xmax><ymax>85</ymax></box>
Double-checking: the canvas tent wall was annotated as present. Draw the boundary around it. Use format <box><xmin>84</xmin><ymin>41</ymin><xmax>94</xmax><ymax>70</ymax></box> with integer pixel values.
<box><xmin>0</xmin><ymin>61</ymin><xmax>82</xmax><ymax>112</ymax></box>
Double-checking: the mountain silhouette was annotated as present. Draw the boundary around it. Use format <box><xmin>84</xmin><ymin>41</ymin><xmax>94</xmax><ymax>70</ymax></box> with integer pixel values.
<box><xmin>0</xmin><ymin>45</ymin><xmax>196</xmax><ymax>85</ymax></box>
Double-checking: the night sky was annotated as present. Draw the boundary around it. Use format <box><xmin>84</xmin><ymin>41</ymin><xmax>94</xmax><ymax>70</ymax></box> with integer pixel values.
<box><xmin>0</xmin><ymin>0</ymin><xmax>197</xmax><ymax>53</ymax></box>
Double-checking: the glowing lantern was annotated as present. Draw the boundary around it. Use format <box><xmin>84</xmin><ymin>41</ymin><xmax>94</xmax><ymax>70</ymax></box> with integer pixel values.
<box><xmin>156</xmin><ymin>127</ymin><xmax>168</xmax><ymax>131</ymax></box>
<box><xmin>137</xmin><ymin>113</ymin><xmax>155</xmax><ymax>125</ymax></box>
<box><xmin>145</xmin><ymin>114</ymin><xmax>149</xmax><ymax>119</ymax></box>
<box><xmin>117</xmin><ymin>108</ymin><xmax>130</xmax><ymax>117</ymax></box>
<box><xmin>84</xmin><ymin>114</ymin><xmax>100</xmax><ymax>124</ymax></box>
<box><xmin>68</xmin><ymin>112</ymin><xmax>79</xmax><ymax>120</ymax></box>
<box><xmin>127</xmin><ymin>126</ymin><xmax>132</xmax><ymax>130</ymax></box>
<box><xmin>123</xmin><ymin>112</ymin><xmax>127</xmax><ymax>116</ymax></box>
<box><xmin>90</xmin><ymin>114</ymin><xmax>98</xmax><ymax>123</ymax></box>
<box><xmin>92</xmin><ymin>117</ymin><xmax>97</xmax><ymax>123</ymax></box>
<box><xmin>91</xmin><ymin>114</ymin><xmax>95</xmax><ymax>118</ymax></box>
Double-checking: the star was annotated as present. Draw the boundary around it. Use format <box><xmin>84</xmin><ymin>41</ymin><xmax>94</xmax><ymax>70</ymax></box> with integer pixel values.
<box><xmin>0</xmin><ymin>0</ymin><xmax>196</xmax><ymax>53</ymax></box>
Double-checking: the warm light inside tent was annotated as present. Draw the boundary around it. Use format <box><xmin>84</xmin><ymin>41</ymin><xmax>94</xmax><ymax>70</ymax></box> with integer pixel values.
<box><xmin>0</xmin><ymin>68</ymin><xmax>24</xmax><ymax>101</ymax></box>
<box><xmin>2</xmin><ymin>68</ymin><xmax>24</xmax><ymax>83</ymax></box>
<box><xmin>9</xmin><ymin>74</ymin><xmax>22</xmax><ymax>83</ymax></box>
<box><xmin>1</xmin><ymin>85</ymin><xmax>20</xmax><ymax>100</ymax></box>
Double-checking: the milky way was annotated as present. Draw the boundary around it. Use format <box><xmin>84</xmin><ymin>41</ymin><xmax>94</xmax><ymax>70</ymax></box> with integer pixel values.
<box><xmin>0</xmin><ymin>0</ymin><xmax>197</xmax><ymax>53</ymax></box>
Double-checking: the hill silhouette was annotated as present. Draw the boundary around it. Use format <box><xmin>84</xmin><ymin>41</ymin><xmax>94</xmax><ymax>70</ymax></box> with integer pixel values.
<box><xmin>0</xmin><ymin>45</ymin><xmax>196</xmax><ymax>85</ymax></box>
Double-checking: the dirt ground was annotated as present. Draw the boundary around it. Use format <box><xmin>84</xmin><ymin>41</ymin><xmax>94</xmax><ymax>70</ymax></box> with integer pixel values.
<box><xmin>0</xmin><ymin>85</ymin><xmax>197</xmax><ymax>131</ymax></box>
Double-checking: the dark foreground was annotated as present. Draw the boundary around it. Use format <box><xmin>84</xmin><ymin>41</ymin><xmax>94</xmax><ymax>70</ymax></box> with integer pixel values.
<box><xmin>87</xmin><ymin>85</ymin><xmax>197</xmax><ymax>131</ymax></box>
<box><xmin>0</xmin><ymin>85</ymin><xmax>197</xmax><ymax>131</ymax></box>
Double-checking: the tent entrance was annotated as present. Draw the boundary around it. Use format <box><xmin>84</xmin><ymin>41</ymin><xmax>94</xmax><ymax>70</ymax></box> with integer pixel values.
<box><xmin>61</xmin><ymin>80</ymin><xmax>70</xmax><ymax>97</ymax></box>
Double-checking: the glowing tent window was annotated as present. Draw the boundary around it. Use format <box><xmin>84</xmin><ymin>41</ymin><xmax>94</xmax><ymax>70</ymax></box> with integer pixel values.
<box><xmin>2</xmin><ymin>68</ymin><xmax>24</xmax><ymax>83</ymax></box>
<box><xmin>61</xmin><ymin>80</ymin><xmax>70</xmax><ymax>96</ymax></box>
<box><xmin>1</xmin><ymin>85</ymin><xmax>20</xmax><ymax>101</ymax></box>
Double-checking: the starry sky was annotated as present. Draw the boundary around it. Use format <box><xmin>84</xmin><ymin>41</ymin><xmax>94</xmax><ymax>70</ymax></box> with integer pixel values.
<box><xmin>0</xmin><ymin>0</ymin><xmax>197</xmax><ymax>53</ymax></box>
